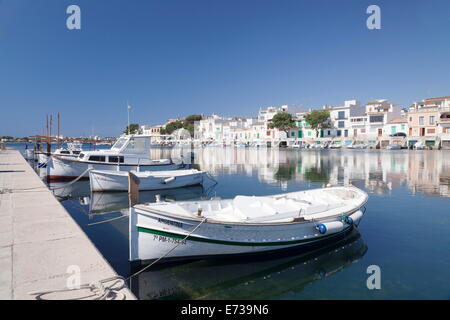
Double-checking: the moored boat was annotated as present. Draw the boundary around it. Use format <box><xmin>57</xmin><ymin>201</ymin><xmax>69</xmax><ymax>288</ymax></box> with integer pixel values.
<box><xmin>386</xmin><ymin>144</ymin><xmax>402</xmax><ymax>150</ymax></box>
<box><xmin>130</xmin><ymin>186</ymin><xmax>368</xmax><ymax>263</ymax></box>
<box><xmin>89</xmin><ymin>169</ymin><xmax>206</xmax><ymax>192</ymax></box>
<box><xmin>47</xmin><ymin>134</ymin><xmax>185</xmax><ymax>181</ymax></box>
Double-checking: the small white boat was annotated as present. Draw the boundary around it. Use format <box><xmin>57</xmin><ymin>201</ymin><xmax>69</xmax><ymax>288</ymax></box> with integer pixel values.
<box><xmin>25</xmin><ymin>148</ymin><xmax>35</xmax><ymax>160</ymax></box>
<box><xmin>89</xmin><ymin>169</ymin><xmax>205</xmax><ymax>192</ymax></box>
<box><xmin>386</xmin><ymin>144</ymin><xmax>401</xmax><ymax>150</ymax></box>
<box><xmin>413</xmin><ymin>141</ymin><xmax>425</xmax><ymax>150</ymax></box>
<box><xmin>130</xmin><ymin>186</ymin><xmax>368</xmax><ymax>263</ymax></box>
<box><xmin>348</xmin><ymin>143</ymin><xmax>367</xmax><ymax>149</ymax></box>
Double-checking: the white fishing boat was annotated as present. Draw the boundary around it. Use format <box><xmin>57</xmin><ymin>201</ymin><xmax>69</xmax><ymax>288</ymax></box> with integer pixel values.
<box><xmin>347</xmin><ymin>143</ymin><xmax>367</xmax><ymax>149</ymax></box>
<box><xmin>47</xmin><ymin>134</ymin><xmax>184</xmax><ymax>181</ymax></box>
<box><xmin>386</xmin><ymin>144</ymin><xmax>401</xmax><ymax>150</ymax></box>
<box><xmin>130</xmin><ymin>186</ymin><xmax>368</xmax><ymax>263</ymax></box>
<box><xmin>25</xmin><ymin>148</ymin><xmax>35</xmax><ymax>161</ymax></box>
<box><xmin>89</xmin><ymin>169</ymin><xmax>205</xmax><ymax>192</ymax></box>
<box><xmin>413</xmin><ymin>141</ymin><xmax>425</xmax><ymax>150</ymax></box>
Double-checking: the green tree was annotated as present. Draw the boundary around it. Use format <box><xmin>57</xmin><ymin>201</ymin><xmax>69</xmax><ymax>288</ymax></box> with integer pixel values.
<box><xmin>304</xmin><ymin>110</ymin><xmax>330</xmax><ymax>137</ymax></box>
<box><xmin>123</xmin><ymin>123</ymin><xmax>140</xmax><ymax>134</ymax></box>
<box><xmin>183</xmin><ymin>114</ymin><xmax>203</xmax><ymax>136</ymax></box>
<box><xmin>162</xmin><ymin>120</ymin><xmax>184</xmax><ymax>135</ymax></box>
<box><xmin>274</xmin><ymin>164</ymin><xmax>296</xmax><ymax>181</ymax></box>
<box><xmin>268</xmin><ymin>112</ymin><xmax>295</xmax><ymax>136</ymax></box>
<box><xmin>304</xmin><ymin>167</ymin><xmax>329</xmax><ymax>183</ymax></box>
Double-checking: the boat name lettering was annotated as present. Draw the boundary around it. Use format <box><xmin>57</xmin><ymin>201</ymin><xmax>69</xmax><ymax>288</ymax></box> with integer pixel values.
<box><xmin>157</xmin><ymin>218</ymin><xmax>183</xmax><ymax>228</ymax></box>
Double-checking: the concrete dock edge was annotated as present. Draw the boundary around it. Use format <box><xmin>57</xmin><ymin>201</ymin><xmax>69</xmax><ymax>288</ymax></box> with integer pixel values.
<box><xmin>0</xmin><ymin>149</ymin><xmax>135</xmax><ymax>300</ymax></box>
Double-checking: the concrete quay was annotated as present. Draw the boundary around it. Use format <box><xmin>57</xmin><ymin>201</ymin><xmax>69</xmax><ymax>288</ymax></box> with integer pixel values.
<box><xmin>0</xmin><ymin>149</ymin><xmax>135</xmax><ymax>300</ymax></box>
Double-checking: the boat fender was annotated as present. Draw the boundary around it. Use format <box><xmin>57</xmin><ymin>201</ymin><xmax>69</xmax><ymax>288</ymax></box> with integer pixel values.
<box><xmin>345</xmin><ymin>216</ymin><xmax>353</xmax><ymax>225</ymax></box>
<box><xmin>348</xmin><ymin>210</ymin><xmax>363</xmax><ymax>225</ymax></box>
<box><xmin>162</xmin><ymin>176</ymin><xmax>176</xmax><ymax>184</ymax></box>
<box><xmin>316</xmin><ymin>221</ymin><xmax>345</xmax><ymax>235</ymax></box>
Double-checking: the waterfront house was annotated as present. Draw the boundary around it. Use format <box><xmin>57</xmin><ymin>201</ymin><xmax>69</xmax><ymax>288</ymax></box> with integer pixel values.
<box><xmin>141</xmin><ymin>125</ymin><xmax>163</xmax><ymax>136</ymax></box>
<box><xmin>349</xmin><ymin>99</ymin><xmax>401</xmax><ymax>142</ymax></box>
<box><xmin>384</xmin><ymin>119</ymin><xmax>408</xmax><ymax>136</ymax></box>
<box><xmin>407</xmin><ymin>96</ymin><xmax>450</xmax><ymax>148</ymax></box>
<box><xmin>322</xmin><ymin>100</ymin><xmax>363</xmax><ymax>138</ymax></box>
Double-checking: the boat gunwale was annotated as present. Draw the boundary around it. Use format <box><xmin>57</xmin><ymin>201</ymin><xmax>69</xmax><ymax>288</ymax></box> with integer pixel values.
<box><xmin>133</xmin><ymin>190</ymin><xmax>368</xmax><ymax>227</ymax></box>
<box><xmin>89</xmin><ymin>168</ymin><xmax>203</xmax><ymax>178</ymax></box>
<box><xmin>52</xmin><ymin>154</ymin><xmax>177</xmax><ymax>167</ymax></box>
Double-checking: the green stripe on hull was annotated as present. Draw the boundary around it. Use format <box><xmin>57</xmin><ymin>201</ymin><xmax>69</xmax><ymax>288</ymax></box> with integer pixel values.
<box><xmin>137</xmin><ymin>226</ymin><xmax>349</xmax><ymax>247</ymax></box>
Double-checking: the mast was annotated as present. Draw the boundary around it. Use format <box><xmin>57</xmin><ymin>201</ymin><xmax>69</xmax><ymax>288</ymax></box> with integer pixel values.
<box><xmin>57</xmin><ymin>112</ymin><xmax>60</xmax><ymax>148</ymax></box>
<box><xmin>46</xmin><ymin>114</ymin><xmax>50</xmax><ymax>154</ymax></box>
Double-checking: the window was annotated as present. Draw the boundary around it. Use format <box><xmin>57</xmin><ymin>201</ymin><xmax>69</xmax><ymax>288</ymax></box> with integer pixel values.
<box><xmin>337</xmin><ymin>130</ymin><xmax>342</xmax><ymax>137</ymax></box>
<box><xmin>59</xmin><ymin>151</ymin><xmax>70</xmax><ymax>155</ymax></box>
<box><xmin>361</xmin><ymin>129</ymin><xmax>366</xmax><ymax>133</ymax></box>
<box><xmin>429</xmin><ymin>116</ymin><xmax>435</xmax><ymax>125</ymax></box>
<box><xmin>73</xmin><ymin>151</ymin><xmax>80</xmax><ymax>155</ymax></box>
<box><xmin>338</xmin><ymin>111</ymin><xmax>345</xmax><ymax>119</ymax></box>
<box><xmin>89</xmin><ymin>156</ymin><xmax>106</xmax><ymax>162</ymax></box>
<box><xmin>419</xmin><ymin>116</ymin><xmax>424</xmax><ymax>125</ymax></box>
<box><xmin>370</xmin><ymin>115</ymin><xmax>384</xmax><ymax>123</ymax></box>
<box><xmin>338</xmin><ymin>121</ymin><xmax>345</xmax><ymax>128</ymax></box>
<box><xmin>124</xmin><ymin>137</ymin><xmax>149</xmax><ymax>153</ymax></box>
<box><xmin>111</xmin><ymin>138</ymin><xmax>127</xmax><ymax>150</ymax></box>
<box><xmin>109</xmin><ymin>156</ymin><xmax>124</xmax><ymax>163</ymax></box>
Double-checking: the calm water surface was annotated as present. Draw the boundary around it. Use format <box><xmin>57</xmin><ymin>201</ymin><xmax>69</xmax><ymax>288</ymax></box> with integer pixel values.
<box><xmin>10</xmin><ymin>143</ymin><xmax>450</xmax><ymax>299</ymax></box>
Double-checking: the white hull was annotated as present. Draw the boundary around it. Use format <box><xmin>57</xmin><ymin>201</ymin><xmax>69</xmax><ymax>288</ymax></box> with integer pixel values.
<box><xmin>48</xmin><ymin>156</ymin><xmax>184</xmax><ymax>181</ymax></box>
<box><xmin>25</xmin><ymin>149</ymin><xmax>35</xmax><ymax>160</ymax></box>
<box><xmin>89</xmin><ymin>169</ymin><xmax>205</xmax><ymax>192</ymax></box>
<box><xmin>130</xmin><ymin>210</ymin><xmax>363</xmax><ymax>262</ymax></box>
<box><xmin>130</xmin><ymin>187</ymin><xmax>367</xmax><ymax>262</ymax></box>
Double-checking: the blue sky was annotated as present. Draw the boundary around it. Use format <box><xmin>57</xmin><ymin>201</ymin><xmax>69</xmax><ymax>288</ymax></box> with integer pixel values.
<box><xmin>1</xmin><ymin>0</ymin><xmax>450</xmax><ymax>137</ymax></box>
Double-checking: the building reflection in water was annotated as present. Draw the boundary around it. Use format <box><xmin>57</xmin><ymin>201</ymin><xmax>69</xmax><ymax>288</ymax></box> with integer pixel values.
<box><xmin>188</xmin><ymin>148</ymin><xmax>450</xmax><ymax>197</ymax></box>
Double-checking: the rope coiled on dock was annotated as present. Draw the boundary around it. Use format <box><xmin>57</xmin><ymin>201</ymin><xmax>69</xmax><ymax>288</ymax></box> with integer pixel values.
<box><xmin>28</xmin><ymin>276</ymin><xmax>127</xmax><ymax>300</ymax></box>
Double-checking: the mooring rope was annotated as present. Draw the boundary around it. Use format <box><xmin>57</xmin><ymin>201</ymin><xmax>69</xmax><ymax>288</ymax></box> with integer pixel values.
<box><xmin>27</xmin><ymin>216</ymin><xmax>207</xmax><ymax>299</ymax></box>
<box><xmin>126</xmin><ymin>217</ymin><xmax>208</xmax><ymax>281</ymax></box>
<box><xmin>28</xmin><ymin>275</ymin><xmax>127</xmax><ymax>300</ymax></box>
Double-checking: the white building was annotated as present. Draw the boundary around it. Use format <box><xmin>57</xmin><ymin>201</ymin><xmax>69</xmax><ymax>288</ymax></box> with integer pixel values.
<box><xmin>323</xmin><ymin>100</ymin><xmax>363</xmax><ymax>138</ymax></box>
<box><xmin>350</xmin><ymin>99</ymin><xmax>402</xmax><ymax>139</ymax></box>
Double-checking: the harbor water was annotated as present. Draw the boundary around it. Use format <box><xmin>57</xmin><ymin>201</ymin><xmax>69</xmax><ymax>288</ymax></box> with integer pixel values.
<box><xmin>9</xmin><ymin>143</ymin><xmax>450</xmax><ymax>299</ymax></box>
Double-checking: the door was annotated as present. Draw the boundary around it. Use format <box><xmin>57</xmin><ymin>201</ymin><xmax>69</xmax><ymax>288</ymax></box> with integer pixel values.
<box><xmin>420</xmin><ymin>128</ymin><xmax>425</xmax><ymax>136</ymax></box>
<box><xmin>354</xmin><ymin>129</ymin><xmax>358</xmax><ymax>137</ymax></box>
<box><xmin>378</xmin><ymin>129</ymin><xmax>382</xmax><ymax>137</ymax></box>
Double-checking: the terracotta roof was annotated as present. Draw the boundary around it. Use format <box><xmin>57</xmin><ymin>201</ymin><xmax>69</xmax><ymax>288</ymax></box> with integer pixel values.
<box><xmin>424</xmin><ymin>96</ymin><xmax>450</xmax><ymax>102</ymax></box>
<box><xmin>389</xmin><ymin>119</ymin><xmax>407</xmax><ymax>124</ymax></box>
<box><xmin>367</xmin><ymin>100</ymin><xmax>386</xmax><ymax>105</ymax></box>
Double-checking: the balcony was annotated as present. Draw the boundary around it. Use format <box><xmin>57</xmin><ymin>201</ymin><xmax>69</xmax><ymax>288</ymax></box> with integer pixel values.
<box><xmin>438</xmin><ymin>118</ymin><xmax>450</xmax><ymax>124</ymax></box>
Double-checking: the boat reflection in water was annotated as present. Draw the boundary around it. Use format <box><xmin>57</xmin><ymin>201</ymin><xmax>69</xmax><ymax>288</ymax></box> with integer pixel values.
<box><xmin>130</xmin><ymin>228</ymin><xmax>367</xmax><ymax>300</ymax></box>
<box><xmin>89</xmin><ymin>186</ymin><xmax>206</xmax><ymax>215</ymax></box>
<box><xmin>49</xmin><ymin>180</ymin><xmax>207</xmax><ymax>215</ymax></box>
